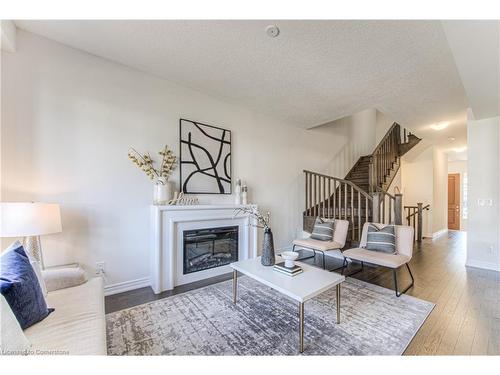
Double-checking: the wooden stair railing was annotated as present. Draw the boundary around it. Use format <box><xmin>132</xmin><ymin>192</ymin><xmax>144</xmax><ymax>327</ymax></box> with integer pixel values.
<box><xmin>303</xmin><ymin>170</ymin><xmax>372</xmax><ymax>243</ymax></box>
<box><xmin>369</xmin><ymin>123</ymin><xmax>400</xmax><ymax>193</ymax></box>
<box><xmin>368</xmin><ymin>122</ymin><xmax>421</xmax><ymax>193</ymax></box>
<box><xmin>303</xmin><ymin>122</ymin><xmax>421</xmax><ymax>243</ymax></box>
<box><xmin>405</xmin><ymin>203</ymin><xmax>430</xmax><ymax>242</ymax></box>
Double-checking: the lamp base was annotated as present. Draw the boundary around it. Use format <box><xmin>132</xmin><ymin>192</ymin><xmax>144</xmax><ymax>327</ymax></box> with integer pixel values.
<box><xmin>22</xmin><ymin>235</ymin><xmax>45</xmax><ymax>269</ymax></box>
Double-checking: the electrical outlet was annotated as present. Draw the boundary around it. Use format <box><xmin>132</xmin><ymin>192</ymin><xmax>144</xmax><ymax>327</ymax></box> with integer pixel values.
<box><xmin>96</xmin><ymin>261</ymin><xmax>105</xmax><ymax>275</ymax></box>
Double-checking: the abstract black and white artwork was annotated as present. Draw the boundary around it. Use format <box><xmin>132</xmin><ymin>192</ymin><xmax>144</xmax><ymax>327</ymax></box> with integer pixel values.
<box><xmin>179</xmin><ymin>119</ymin><xmax>231</xmax><ymax>194</ymax></box>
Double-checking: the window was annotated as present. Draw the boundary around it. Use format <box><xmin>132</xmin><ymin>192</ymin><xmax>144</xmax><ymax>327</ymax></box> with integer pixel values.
<box><xmin>462</xmin><ymin>172</ymin><xmax>468</xmax><ymax>219</ymax></box>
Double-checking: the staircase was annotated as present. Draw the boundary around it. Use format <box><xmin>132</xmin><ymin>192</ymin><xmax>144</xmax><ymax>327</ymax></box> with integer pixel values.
<box><xmin>303</xmin><ymin>122</ymin><xmax>421</xmax><ymax>244</ymax></box>
<box><xmin>346</xmin><ymin>122</ymin><xmax>421</xmax><ymax>194</ymax></box>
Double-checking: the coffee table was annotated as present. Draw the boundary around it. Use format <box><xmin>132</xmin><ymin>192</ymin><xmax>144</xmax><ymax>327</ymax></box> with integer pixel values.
<box><xmin>230</xmin><ymin>256</ymin><xmax>345</xmax><ymax>353</ymax></box>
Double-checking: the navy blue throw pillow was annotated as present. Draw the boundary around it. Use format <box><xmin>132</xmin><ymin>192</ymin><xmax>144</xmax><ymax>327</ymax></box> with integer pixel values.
<box><xmin>0</xmin><ymin>243</ymin><xmax>54</xmax><ymax>329</ymax></box>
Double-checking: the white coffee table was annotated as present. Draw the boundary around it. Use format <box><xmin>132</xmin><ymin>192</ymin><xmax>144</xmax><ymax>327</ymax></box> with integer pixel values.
<box><xmin>230</xmin><ymin>256</ymin><xmax>345</xmax><ymax>353</ymax></box>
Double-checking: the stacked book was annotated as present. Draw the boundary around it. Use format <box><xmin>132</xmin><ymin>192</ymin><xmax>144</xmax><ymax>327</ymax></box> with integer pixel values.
<box><xmin>273</xmin><ymin>262</ymin><xmax>303</xmax><ymax>277</ymax></box>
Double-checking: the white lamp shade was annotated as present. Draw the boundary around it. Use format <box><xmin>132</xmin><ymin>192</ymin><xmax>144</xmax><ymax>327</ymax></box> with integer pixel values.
<box><xmin>0</xmin><ymin>202</ymin><xmax>62</xmax><ymax>237</ymax></box>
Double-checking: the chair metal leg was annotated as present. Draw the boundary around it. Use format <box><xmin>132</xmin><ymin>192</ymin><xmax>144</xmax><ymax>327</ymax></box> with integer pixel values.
<box><xmin>393</xmin><ymin>263</ymin><xmax>415</xmax><ymax>297</ymax></box>
<box><xmin>341</xmin><ymin>258</ymin><xmax>364</xmax><ymax>277</ymax></box>
<box><xmin>328</xmin><ymin>250</ymin><xmax>348</xmax><ymax>273</ymax></box>
<box><xmin>314</xmin><ymin>249</ymin><xmax>326</xmax><ymax>269</ymax></box>
<box><xmin>340</xmin><ymin>257</ymin><xmax>347</xmax><ymax>275</ymax></box>
<box><xmin>293</xmin><ymin>245</ymin><xmax>316</xmax><ymax>261</ymax></box>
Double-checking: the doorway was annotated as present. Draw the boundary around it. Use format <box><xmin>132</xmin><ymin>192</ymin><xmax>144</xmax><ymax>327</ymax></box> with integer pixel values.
<box><xmin>448</xmin><ymin>173</ymin><xmax>460</xmax><ymax>230</ymax></box>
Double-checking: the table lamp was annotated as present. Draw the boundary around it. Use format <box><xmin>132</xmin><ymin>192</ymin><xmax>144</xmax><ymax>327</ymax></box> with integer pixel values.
<box><xmin>1</xmin><ymin>202</ymin><xmax>62</xmax><ymax>269</ymax></box>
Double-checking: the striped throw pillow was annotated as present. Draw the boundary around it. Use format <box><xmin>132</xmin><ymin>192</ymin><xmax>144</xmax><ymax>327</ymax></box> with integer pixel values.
<box><xmin>310</xmin><ymin>217</ymin><xmax>335</xmax><ymax>241</ymax></box>
<box><xmin>365</xmin><ymin>223</ymin><xmax>396</xmax><ymax>254</ymax></box>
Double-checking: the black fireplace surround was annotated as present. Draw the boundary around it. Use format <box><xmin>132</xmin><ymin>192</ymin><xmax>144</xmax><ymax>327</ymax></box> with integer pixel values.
<box><xmin>183</xmin><ymin>226</ymin><xmax>239</xmax><ymax>274</ymax></box>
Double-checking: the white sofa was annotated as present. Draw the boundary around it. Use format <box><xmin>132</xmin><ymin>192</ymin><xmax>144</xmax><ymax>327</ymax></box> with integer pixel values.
<box><xmin>3</xmin><ymin>273</ymin><xmax>107</xmax><ymax>355</ymax></box>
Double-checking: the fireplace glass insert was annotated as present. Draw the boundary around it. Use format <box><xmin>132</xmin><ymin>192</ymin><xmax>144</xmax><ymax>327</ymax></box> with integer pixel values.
<box><xmin>183</xmin><ymin>226</ymin><xmax>239</xmax><ymax>274</ymax></box>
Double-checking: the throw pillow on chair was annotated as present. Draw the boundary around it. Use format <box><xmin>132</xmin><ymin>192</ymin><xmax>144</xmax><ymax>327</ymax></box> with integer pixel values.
<box><xmin>365</xmin><ymin>223</ymin><xmax>396</xmax><ymax>254</ymax></box>
<box><xmin>310</xmin><ymin>217</ymin><xmax>335</xmax><ymax>241</ymax></box>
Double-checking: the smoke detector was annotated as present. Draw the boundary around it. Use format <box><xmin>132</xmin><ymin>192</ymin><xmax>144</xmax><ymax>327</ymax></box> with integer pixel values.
<box><xmin>266</xmin><ymin>25</ymin><xmax>280</xmax><ymax>38</ymax></box>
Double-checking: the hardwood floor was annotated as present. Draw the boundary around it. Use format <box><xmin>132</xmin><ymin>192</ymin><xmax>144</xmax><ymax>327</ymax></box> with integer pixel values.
<box><xmin>320</xmin><ymin>231</ymin><xmax>500</xmax><ymax>355</ymax></box>
<box><xmin>105</xmin><ymin>230</ymin><xmax>500</xmax><ymax>355</ymax></box>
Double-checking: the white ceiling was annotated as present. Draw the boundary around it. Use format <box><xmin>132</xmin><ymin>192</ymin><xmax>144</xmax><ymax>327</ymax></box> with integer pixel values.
<box><xmin>15</xmin><ymin>20</ymin><xmax>468</xmax><ymax>132</ymax></box>
<box><xmin>442</xmin><ymin>20</ymin><xmax>500</xmax><ymax>121</ymax></box>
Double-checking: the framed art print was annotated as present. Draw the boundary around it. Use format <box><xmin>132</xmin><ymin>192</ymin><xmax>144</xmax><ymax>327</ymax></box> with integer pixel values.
<box><xmin>179</xmin><ymin>118</ymin><xmax>231</xmax><ymax>194</ymax></box>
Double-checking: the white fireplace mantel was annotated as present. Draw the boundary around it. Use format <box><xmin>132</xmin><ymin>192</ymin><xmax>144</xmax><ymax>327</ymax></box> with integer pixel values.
<box><xmin>150</xmin><ymin>204</ymin><xmax>258</xmax><ymax>293</ymax></box>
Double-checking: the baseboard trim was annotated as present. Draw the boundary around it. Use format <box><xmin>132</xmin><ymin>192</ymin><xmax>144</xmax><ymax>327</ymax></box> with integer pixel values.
<box><xmin>105</xmin><ymin>248</ymin><xmax>297</xmax><ymax>296</ymax></box>
<box><xmin>466</xmin><ymin>259</ymin><xmax>500</xmax><ymax>272</ymax></box>
<box><xmin>105</xmin><ymin>277</ymin><xmax>151</xmax><ymax>296</ymax></box>
<box><xmin>432</xmin><ymin>229</ymin><xmax>448</xmax><ymax>239</ymax></box>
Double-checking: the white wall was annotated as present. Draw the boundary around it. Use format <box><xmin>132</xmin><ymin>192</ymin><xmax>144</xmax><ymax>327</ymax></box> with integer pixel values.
<box><xmin>0</xmin><ymin>20</ymin><xmax>16</xmax><ymax>52</ymax></box>
<box><xmin>400</xmin><ymin>145</ymin><xmax>449</xmax><ymax>237</ymax></box>
<box><xmin>432</xmin><ymin>148</ymin><xmax>448</xmax><ymax>233</ymax></box>
<box><xmin>448</xmin><ymin>160</ymin><xmax>468</xmax><ymax>230</ymax></box>
<box><xmin>375</xmin><ymin>110</ymin><xmax>395</xmax><ymax>145</ymax></box>
<box><xmin>401</xmin><ymin>147</ymin><xmax>434</xmax><ymax>236</ymax></box>
<box><xmin>314</xmin><ymin>108</ymin><xmax>393</xmax><ymax>179</ymax></box>
<box><xmin>1</xmin><ymin>30</ymin><xmax>349</xmax><ymax>289</ymax></box>
<box><xmin>467</xmin><ymin>115</ymin><xmax>500</xmax><ymax>271</ymax></box>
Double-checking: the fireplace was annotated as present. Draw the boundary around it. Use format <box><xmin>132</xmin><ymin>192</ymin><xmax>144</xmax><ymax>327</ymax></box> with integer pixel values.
<box><xmin>151</xmin><ymin>204</ymin><xmax>258</xmax><ymax>293</ymax></box>
<box><xmin>183</xmin><ymin>226</ymin><xmax>239</xmax><ymax>274</ymax></box>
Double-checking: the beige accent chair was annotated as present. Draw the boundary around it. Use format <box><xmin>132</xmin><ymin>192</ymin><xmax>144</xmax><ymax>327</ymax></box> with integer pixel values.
<box><xmin>292</xmin><ymin>219</ymin><xmax>349</xmax><ymax>270</ymax></box>
<box><xmin>342</xmin><ymin>222</ymin><xmax>415</xmax><ymax>297</ymax></box>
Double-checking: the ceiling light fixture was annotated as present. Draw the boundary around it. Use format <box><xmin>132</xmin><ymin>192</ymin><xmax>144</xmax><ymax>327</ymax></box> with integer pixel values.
<box><xmin>430</xmin><ymin>121</ymin><xmax>450</xmax><ymax>131</ymax></box>
<box><xmin>266</xmin><ymin>25</ymin><xmax>280</xmax><ymax>38</ymax></box>
<box><xmin>453</xmin><ymin>146</ymin><xmax>467</xmax><ymax>153</ymax></box>
<box><xmin>448</xmin><ymin>137</ymin><xmax>456</xmax><ymax>141</ymax></box>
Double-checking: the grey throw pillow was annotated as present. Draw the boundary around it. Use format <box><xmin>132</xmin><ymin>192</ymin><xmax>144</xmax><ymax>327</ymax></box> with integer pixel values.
<box><xmin>310</xmin><ymin>217</ymin><xmax>335</xmax><ymax>241</ymax></box>
<box><xmin>365</xmin><ymin>223</ymin><xmax>396</xmax><ymax>254</ymax></box>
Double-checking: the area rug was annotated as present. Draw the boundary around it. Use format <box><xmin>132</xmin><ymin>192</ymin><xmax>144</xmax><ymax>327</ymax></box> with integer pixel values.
<box><xmin>106</xmin><ymin>276</ymin><xmax>434</xmax><ymax>355</ymax></box>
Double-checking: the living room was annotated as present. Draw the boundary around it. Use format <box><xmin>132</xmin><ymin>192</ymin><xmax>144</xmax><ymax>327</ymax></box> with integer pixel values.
<box><xmin>1</xmin><ymin>1</ymin><xmax>499</xmax><ymax>373</ymax></box>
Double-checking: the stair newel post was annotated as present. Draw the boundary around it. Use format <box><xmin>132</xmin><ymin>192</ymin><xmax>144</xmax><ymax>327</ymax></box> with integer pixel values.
<box><xmin>372</xmin><ymin>191</ymin><xmax>381</xmax><ymax>223</ymax></box>
<box><xmin>368</xmin><ymin>156</ymin><xmax>375</xmax><ymax>193</ymax></box>
<box><xmin>417</xmin><ymin>202</ymin><xmax>423</xmax><ymax>242</ymax></box>
<box><xmin>394</xmin><ymin>193</ymin><xmax>403</xmax><ymax>225</ymax></box>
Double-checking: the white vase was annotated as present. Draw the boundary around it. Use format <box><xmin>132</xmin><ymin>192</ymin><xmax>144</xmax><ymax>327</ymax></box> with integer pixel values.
<box><xmin>153</xmin><ymin>178</ymin><xmax>172</xmax><ymax>205</ymax></box>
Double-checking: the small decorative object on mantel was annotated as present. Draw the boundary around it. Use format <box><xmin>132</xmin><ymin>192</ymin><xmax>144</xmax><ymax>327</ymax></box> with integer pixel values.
<box><xmin>167</xmin><ymin>192</ymin><xmax>199</xmax><ymax>206</ymax></box>
<box><xmin>234</xmin><ymin>179</ymin><xmax>242</xmax><ymax>204</ymax></box>
<box><xmin>234</xmin><ymin>206</ymin><xmax>275</xmax><ymax>266</ymax></box>
<box><xmin>128</xmin><ymin>145</ymin><xmax>177</xmax><ymax>205</ymax></box>
<box><xmin>241</xmin><ymin>185</ymin><xmax>248</xmax><ymax>205</ymax></box>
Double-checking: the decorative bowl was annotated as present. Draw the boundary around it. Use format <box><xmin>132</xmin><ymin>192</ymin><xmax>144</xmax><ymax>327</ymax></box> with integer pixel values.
<box><xmin>281</xmin><ymin>251</ymin><xmax>299</xmax><ymax>268</ymax></box>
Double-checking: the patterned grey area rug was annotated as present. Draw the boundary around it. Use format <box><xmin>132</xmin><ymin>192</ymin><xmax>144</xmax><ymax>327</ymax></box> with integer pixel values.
<box><xmin>106</xmin><ymin>276</ymin><xmax>434</xmax><ymax>355</ymax></box>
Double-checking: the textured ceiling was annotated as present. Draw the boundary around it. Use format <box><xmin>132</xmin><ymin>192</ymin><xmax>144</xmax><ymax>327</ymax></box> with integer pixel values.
<box><xmin>15</xmin><ymin>20</ymin><xmax>468</xmax><ymax>132</ymax></box>
<box><xmin>442</xmin><ymin>20</ymin><xmax>500</xmax><ymax>121</ymax></box>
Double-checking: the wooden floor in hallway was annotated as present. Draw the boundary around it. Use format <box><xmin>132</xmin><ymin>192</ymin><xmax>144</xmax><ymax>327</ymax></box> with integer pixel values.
<box><xmin>306</xmin><ymin>230</ymin><xmax>500</xmax><ymax>355</ymax></box>
<box><xmin>106</xmin><ymin>230</ymin><xmax>500</xmax><ymax>355</ymax></box>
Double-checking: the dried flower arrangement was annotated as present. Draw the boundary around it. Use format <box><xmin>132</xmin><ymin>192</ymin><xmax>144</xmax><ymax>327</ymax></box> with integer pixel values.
<box><xmin>128</xmin><ymin>145</ymin><xmax>177</xmax><ymax>184</ymax></box>
<box><xmin>234</xmin><ymin>206</ymin><xmax>270</xmax><ymax>230</ymax></box>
